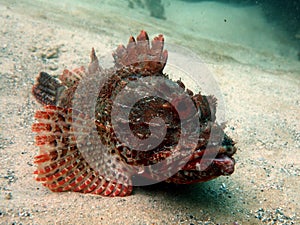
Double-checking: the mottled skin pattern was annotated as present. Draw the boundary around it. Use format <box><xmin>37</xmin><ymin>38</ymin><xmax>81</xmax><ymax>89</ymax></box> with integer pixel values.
<box><xmin>32</xmin><ymin>30</ymin><xmax>237</xmax><ymax>197</ymax></box>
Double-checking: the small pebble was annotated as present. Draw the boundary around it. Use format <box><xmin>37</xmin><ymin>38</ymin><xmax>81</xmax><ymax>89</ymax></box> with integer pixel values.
<box><xmin>5</xmin><ymin>192</ymin><xmax>12</xmax><ymax>200</ymax></box>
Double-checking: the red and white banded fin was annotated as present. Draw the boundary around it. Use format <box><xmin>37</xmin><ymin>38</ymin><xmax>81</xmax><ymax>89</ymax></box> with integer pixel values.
<box><xmin>32</xmin><ymin>105</ymin><xmax>132</xmax><ymax>196</ymax></box>
<box><xmin>112</xmin><ymin>30</ymin><xmax>168</xmax><ymax>74</ymax></box>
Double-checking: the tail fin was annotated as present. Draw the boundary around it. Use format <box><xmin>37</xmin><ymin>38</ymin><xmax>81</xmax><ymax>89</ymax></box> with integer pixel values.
<box><xmin>32</xmin><ymin>72</ymin><xmax>66</xmax><ymax>106</ymax></box>
<box><xmin>32</xmin><ymin>49</ymin><xmax>101</xmax><ymax>108</ymax></box>
<box><xmin>32</xmin><ymin>67</ymin><xmax>86</xmax><ymax>108</ymax></box>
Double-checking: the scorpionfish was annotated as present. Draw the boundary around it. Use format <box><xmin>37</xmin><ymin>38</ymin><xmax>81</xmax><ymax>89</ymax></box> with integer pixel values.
<box><xmin>32</xmin><ymin>30</ymin><xmax>237</xmax><ymax>197</ymax></box>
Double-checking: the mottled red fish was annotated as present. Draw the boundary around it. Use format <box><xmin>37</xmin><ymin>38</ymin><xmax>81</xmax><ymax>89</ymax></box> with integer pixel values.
<box><xmin>32</xmin><ymin>30</ymin><xmax>236</xmax><ymax>197</ymax></box>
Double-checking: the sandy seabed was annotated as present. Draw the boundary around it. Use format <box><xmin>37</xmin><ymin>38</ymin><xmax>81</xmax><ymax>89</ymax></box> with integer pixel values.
<box><xmin>0</xmin><ymin>2</ymin><xmax>299</xmax><ymax>225</ymax></box>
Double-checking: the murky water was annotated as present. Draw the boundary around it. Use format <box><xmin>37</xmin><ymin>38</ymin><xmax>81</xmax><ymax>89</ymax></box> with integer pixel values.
<box><xmin>5</xmin><ymin>0</ymin><xmax>300</xmax><ymax>71</ymax></box>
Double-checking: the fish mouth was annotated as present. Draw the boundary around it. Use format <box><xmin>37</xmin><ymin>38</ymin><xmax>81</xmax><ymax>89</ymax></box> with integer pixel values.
<box><xmin>210</xmin><ymin>153</ymin><xmax>236</xmax><ymax>175</ymax></box>
<box><xmin>165</xmin><ymin>144</ymin><xmax>237</xmax><ymax>184</ymax></box>
<box><xmin>190</xmin><ymin>146</ymin><xmax>236</xmax><ymax>175</ymax></box>
<box><xmin>170</xmin><ymin>124</ymin><xmax>238</xmax><ymax>183</ymax></box>
<box><xmin>210</xmin><ymin>145</ymin><xmax>237</xmax><ymax>175</ymax></box>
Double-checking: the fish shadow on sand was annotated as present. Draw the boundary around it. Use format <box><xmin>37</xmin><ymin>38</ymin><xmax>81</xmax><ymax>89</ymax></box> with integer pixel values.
<box><xmin>134</xmin><ymin>180</ymin><xmax>238</xmax><ymax>213</ymax></box>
